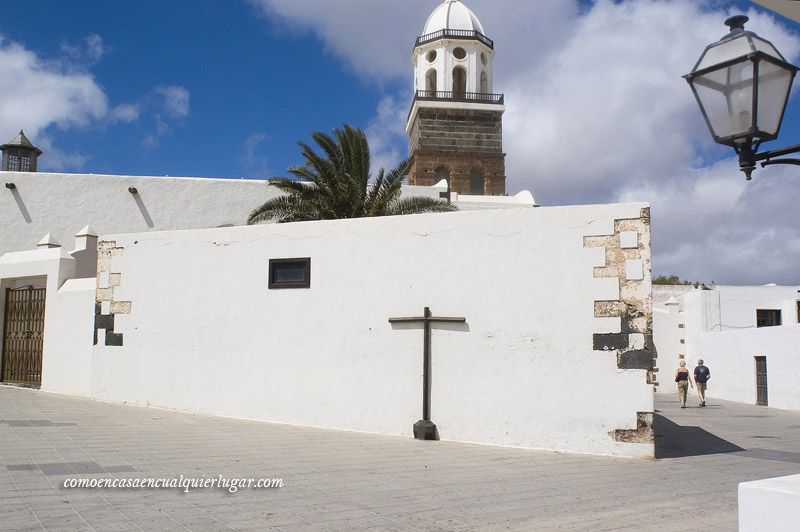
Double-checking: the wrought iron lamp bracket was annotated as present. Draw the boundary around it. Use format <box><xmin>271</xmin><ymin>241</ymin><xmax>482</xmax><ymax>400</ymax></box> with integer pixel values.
<box><xmin>757</xmin><ymin>143</ymin><xmax>800</xmax><ymax>170</ymax></box>
<box><xmin>735</xmin><ymin>141</ymin><xmax>800</xmax><ymax>179</ymax></box>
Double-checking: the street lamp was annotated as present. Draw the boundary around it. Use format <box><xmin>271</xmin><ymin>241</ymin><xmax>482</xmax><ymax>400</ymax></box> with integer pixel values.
<box><xmin>684</xmin><ymin>15</ymin><xmax>799</xmax><ymax>179</ymax></box>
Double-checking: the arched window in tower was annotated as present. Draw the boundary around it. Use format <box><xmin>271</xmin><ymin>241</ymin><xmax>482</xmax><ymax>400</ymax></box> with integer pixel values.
<box><xmin>453</xmin><ymin>67</ymin><xmax>467</xmax><ymax>98</ymax></box>
<box><xmin>426</xmin><ymin>69</ymin><xmax>437</xmax><ymax>96</ymax></box>
<box><xmin>469</xmin><ymin>168</ymin><xmax>484</xmax><ymax>195</ymax></box>
<box><xmin>480</xmin><ymin>71</ymin><xmax>488</xmax><ymax>94</ymax></box>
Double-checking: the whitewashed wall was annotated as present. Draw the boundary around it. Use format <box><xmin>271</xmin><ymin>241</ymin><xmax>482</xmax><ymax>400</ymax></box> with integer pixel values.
<box><xmin>690</xmin><ymin>286</ymin><xmax>800</xmax><ymax>331</ymax></box>
<box><xmin>693</xmin><ymin>325</ymin><xmax>800</xmax><ymax>410</ymax></box>
<box><xmin>0</xmin><ymin>171</ymin><xmax>277</xmax><ymax>257</ymax></box>
<box><xmin>740</xmin><ymin>475</ymin><xmax>800</xmax><ymax>532</ymax></box>
<box><xmin>88</xmin><ymin>203</ymin><xmax>654</xmax><ymax>458</ymax></box>
<box><xmin>653</xmin><ymin>302</ymin><xmax>683</xmax><ymax>381</ymax></box>
<box><xmin>40</xmin><ymin>278</ymin><xmax>95</xmax><ymax>396</ymax></box>
<box><xmin>0</xmin><ymin>236</ymin><xmax>97</xmax><ymax>396</ymax></box>
<box><xmin>0</xmin><ymin>172</ymin><xmax>536</xmax><ymax>260</ymax></box>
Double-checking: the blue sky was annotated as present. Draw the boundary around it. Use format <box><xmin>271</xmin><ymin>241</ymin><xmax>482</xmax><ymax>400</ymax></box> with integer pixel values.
<box><xmin>0</xmin><ymin>0</ymin><xmax>379</xmax><ymax>178</ymax></box>
<box><xmin>1</xmin><ymin>0</ymin><xmax>799</xmax><ymax>284</ymax></box>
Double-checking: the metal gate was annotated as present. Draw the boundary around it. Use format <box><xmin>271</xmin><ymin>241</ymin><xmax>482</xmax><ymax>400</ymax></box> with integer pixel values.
<box><xmin>755</xmin><ymin>356</ymin><xmax>768</xmax><ymax>407</ymax></box>
<box><xmin>1</xmin><ymin>286</ymin><xmax>46</xmax><ymax>386</ymax></box>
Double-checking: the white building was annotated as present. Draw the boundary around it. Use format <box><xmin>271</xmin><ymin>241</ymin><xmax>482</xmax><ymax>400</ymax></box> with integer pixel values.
<box><xmin>653</xmin><ymin>284</ymin><xmax>800</xmax><ymax>410</ymax></box>
<box><xmin>0</xmin><ymin>1</ymin><xmax>657</xmax><ymax>458</ymax></box>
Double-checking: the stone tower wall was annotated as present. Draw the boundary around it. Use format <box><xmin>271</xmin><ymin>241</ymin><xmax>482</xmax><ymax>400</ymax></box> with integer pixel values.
<box><xmin>408</xmin><ymin>107</ymin><xmax>505</xmax><ymax>195</ymax></box>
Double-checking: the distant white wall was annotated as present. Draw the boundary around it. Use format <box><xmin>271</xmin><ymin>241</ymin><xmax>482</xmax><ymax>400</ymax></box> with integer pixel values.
<box><xmin>88</xmin><ymin>203</ymin><xmax>653</xmax><ymax>458</ymax></box>
<box><xmin>711</xmin><ymin>286</ymin><xmax>799</xmax><ymax>330</ymax></box>
<box><xmin>0</xmin><ymin>171</ymin><xmax>277</xmax><ymax>256</ymax></box>
<box><xmin>653</xmin><ymin>285</ymin><xmax>800</xmax><ymax>410</ymax></box>
<box><xmin>653</xmin><ymin>302</ymin><xmax>683</xmax><ymax>381</ymax></box>
<box><xmin>0</xmin><ymin>171</ymin><xmax>537</xmax><ymax>258</ymax></box>
<box><xmin>694</xmin><ymin>325</ymin><xmax>800</xmax><ymax>410</ymax></box>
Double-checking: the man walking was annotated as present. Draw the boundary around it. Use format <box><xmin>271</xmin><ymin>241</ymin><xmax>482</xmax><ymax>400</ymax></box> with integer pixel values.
<box><xmin>694</xmin><ymin>359</ymin><xmax>711</xmax><ymax>407</ymax></box>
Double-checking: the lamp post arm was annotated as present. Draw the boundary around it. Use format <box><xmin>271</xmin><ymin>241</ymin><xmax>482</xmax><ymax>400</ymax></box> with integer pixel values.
<box><xmin>760</xmin><ymin>158</ymin><xmax>800</xmax><ymax>168</ymax></box>
<box><xmin>753</xmin><ymin>143</ymin><xmax>800</xmax><ymax>162</ymax></box>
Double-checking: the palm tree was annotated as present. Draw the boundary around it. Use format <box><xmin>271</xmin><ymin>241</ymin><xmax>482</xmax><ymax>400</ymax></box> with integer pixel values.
<box><xmin>247</xmin><ymin>125</ymin><xmax>455</xmax><ymax>224</ymax></box>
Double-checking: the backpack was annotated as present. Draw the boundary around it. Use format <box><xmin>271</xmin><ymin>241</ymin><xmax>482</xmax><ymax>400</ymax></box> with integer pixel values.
<box><xmin>695</xmin><ymin>366</ymin><xmax>710</xmax><ymax>383</ymax></box>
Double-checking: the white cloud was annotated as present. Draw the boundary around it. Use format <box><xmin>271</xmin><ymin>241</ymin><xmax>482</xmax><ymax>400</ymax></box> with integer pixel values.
<box><xmin>365</xmin><ymin>95</ymin><xmax>410</xmax><ymax>173</ymax></box>
<box><xmin>59</xmin><ymin>34</ymin><xmax>109</xmax><ymax>65</ymax></box>
<box><xmin>85</xmin><ymin>34</ymin><xmax>108</xmax><ymax>62</ymax></box>
<box><xmin>155</xmin><ymin>85</ymin><xmax>190</xmax><ymax>118</ymax></box>
<box><xmin>617</xmin><ymin>158</ymin><xmax>800</xmax><ymax>285</ymax></box>
<box><xmin>249</xmin><ymin>0</ymin><xmax>578</xmax><ymax>83</ymax></box>
<box><xmin>250</xmin><ymin>0</ymin><xmax>800</xmax><ymax>284</ymax></box>
<box><xmin>142</xmin><ymin>115</ymin><xmax>170</xmax><ymax>150</ymax></box>
<box><xmin>0</xmin><ymin>34</ymin><xmax>194</xmax><ymax>167</ymax></box>
<box><xmin>34</xmin><ymin>135</ymin><xmax>89</xmax><ymax>171</ymax></box>
<box><xmin>138</xmin><ymin>86</ymin><xmax>191</xmax><ymax>148</ymax></box>
<box><xmin>248</xmin><ymin>0</ymin><xmax>422</xmax><ymax>81</ymax></box>
<box><xmin>0</xmin><ymin>36</ymin><xmax>108</xmax><ymax>144</ymax></box>
<box><xmin>240</xmin><ymin>133</ymin><xmax>270</xmax><ymax>177</ymax></box>
<box><xmin>109</xmin><ymin>103</ymin><xmax>140</xmax><ymax>123</ymax></box>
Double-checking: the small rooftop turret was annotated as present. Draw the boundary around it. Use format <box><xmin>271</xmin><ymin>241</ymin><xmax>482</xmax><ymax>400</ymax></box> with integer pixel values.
<box><xmin>1</xmin><ymin>130</ymin><xmax>42</xmax><ymax>172</ymax></box>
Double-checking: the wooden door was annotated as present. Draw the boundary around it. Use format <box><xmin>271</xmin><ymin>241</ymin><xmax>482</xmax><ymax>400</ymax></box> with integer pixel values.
<box><xmin>755</xmin><ymin>356</ymin><xmax>768</xmax><ymax>407</ymax></box>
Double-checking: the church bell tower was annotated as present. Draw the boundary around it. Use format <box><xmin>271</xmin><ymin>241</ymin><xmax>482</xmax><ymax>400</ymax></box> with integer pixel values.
<box><xmin>407</xmin><ymin>0</ymin><xmax>505</xmax><ymax>195</ymax></box>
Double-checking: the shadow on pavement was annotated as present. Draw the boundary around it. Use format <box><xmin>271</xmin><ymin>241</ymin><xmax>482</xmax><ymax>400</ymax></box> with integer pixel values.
<box><xmin>654</xmin><ymin>413</ymin><xmax>744</xmax><ymax>459</ymax></box>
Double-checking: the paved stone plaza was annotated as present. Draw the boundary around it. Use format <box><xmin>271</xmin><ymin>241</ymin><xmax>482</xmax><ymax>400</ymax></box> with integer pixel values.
<box><xmin>1</xmin><ymin>386</ymin><xmax>799</xmax><ymax>531</ymax></box>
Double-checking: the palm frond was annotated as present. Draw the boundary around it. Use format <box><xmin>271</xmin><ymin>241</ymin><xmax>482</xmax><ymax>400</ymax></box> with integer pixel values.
<box><xmin>366</xmin><ymin>158</ymin><xmax>412</xmax><ymax>217</ymax></box>
<box><xmin>249</xmin><ymin>125</ymin><xmax>454</xmax><ymax>224</ymax></box>
<box><xmin>248</xmin><ymin>196</ymin><xmax>320</xmax><ymax>224</ymax></box>
<box><xmin>386</xmin><ymin>196</ymin><xmax>457</xmax><ymax>216</ymax></box>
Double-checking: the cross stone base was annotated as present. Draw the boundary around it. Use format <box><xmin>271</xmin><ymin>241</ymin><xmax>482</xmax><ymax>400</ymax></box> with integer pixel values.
<box><xmin>413</xmin><ymin>420</ymin><xmax>439</xmax><ymax>441</ymax></box>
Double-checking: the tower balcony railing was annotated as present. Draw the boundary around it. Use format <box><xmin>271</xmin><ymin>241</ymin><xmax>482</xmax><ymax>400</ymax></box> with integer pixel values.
<box><xmin>414</xmin><ymin>90</ymin><xmax>504</xmax><ymax>104</ymax></box>
<box><xmin>415</xmin><ymin>29</ymin><xmax>494</xmax><ymax>49</ymax></box>
<box><xmin>408</xmin><ymin>90</ymin><xmax>504</xmax><ymax>121</ymax></box>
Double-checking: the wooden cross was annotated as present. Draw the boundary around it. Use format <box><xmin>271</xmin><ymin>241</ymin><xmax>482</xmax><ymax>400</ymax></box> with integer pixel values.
<box><xmin>389</xmin><ymin>307</ymin><xmax>466</xmax><ymax>440</ymax></box>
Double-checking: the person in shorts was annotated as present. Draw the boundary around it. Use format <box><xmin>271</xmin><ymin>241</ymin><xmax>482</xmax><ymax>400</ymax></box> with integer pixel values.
<box><xmin>674</xmin><ymin>360</ymin><xmax>692</xmax><ymax>408</ymax></box>
<box><xmin>694</xmin><ymin>359</ymin><xmax>711</xmax><ymax>407</ymax></box>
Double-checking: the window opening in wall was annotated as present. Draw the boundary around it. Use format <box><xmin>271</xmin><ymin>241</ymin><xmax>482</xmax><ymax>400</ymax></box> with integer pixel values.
<box><xmin>453</xmin><ymin>47</ymin><xmax>466</xmax><ymax>60</ymax></box>
<box><xmin>7</xmin><ymin>154</ymin><xmax>19</xmax><ymax>171</ymax></box>
<box><xmin>426</xmin><ymin>50</ymin><xmax>437</xmax><ymax>63</ymax></box>
<box><xmin>20</xmin><ymin>156</ymin><xmax>30</xmax><ymax>172</ymax></box>
<box><xmin>268</xmin><ymin>258</ymin><xmax>311</xmax><ymax>289</ymax></box>
<box><xmin>756</xmin><ymin>309</ymin><xmax>782</xmax><ymax>328</ymax></box>
<box><xmin>453</xmin><ymin>67</ymin><xmax>466</xmax><ymax>98</ymax></box>
<box><xmin>480</xmin><ymin>71</ymin><xmax>488</xmax><ymax>93</ymax></box>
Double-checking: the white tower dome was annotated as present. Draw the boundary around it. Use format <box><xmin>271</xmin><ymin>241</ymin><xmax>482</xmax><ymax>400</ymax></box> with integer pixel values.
<box><xmin>412</xmin><ymin>0</ymin><xmax>496</xmax><ymax>98</ymax></box>
<box><xmin>423</xmin><ymin>0</ymin><xmax>485</xmax><ymax>35</ymax></box>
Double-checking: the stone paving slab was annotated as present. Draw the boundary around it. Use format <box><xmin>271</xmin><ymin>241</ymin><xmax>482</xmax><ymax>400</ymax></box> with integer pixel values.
<box><xmin>1</xmin><ymin>386</ymin><xmax>799</xmax><ymax>531</ymax></box>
